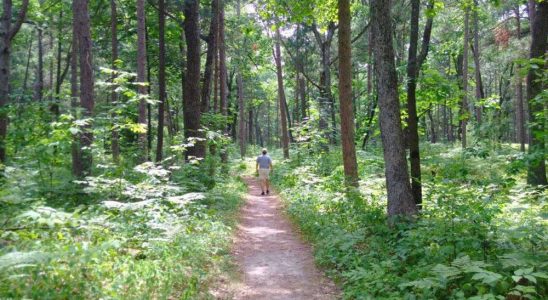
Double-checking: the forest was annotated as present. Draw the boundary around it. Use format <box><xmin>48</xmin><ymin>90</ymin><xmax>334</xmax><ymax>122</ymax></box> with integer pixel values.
<box><xmin>0</xmin><ymin>0</ymin><xmax>546</xmax><ymax>299</ymax></box>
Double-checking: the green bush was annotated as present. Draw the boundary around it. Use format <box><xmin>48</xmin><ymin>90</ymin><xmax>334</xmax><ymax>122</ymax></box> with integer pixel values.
<box><xmin>271</xmin><ymin>144</ymin><xmax>547</xmax><ymax>299</ymax></box>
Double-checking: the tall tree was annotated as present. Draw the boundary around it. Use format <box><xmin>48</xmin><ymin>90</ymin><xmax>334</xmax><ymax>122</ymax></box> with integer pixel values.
<box><xmin>526</xmin><ymin>1</ymin><xmax>547</xmax><ymax>185</ymax></box>
<box><xmin>136</xmin><ymin>0</ymin><xmax>148</xmax><ymax>159</ymax></box>
<box><xmin>183</xmin><ymin>0</ymin><xmax>204</xmax><ymax>158</ymax></box>
<box><xmin>110</xmin><ymin>0</ymin><xmax>120</xmax><ymax>163</ymax></box>
<box><xmin>0</xmin><ymin>0</ymin><xmax>29</xmax><ymax>165</ymax></box>
<box><xmin>405</xmin><ymin>0</ymin><xmax>434</xmax><ymax>206</ymax></box>
<box><xmin>471</xmin><ymin>0</ymin><xmax>484</xmax><ymax>125</ymax></box>
<box><xmin>36</xmin><ymin>26</ymin><xmax>44</xmax><ymax>102</ymax></box>
<box><xmin>274</xmin><ymin>28</ymin><xmax>290</xmax><ymax>159</ymax></box>
<box><xmin>461</xmin><ymin>5</ymin><xmax>470</xmax><ymax>148</ymax></box>
<box><xmin>201</xmin><ymin>0</ymin><xmax>219</xmax><ymax>113</ymax></box>
<box><xmin>312</xmin><ymin>22</ymin><xmax>337</xmax><ymax>143</ymax></box>
<box><xmin>70</xmin><ymin>14</ymin><xmax>81</xmax><ymax>176</ymax></box>
<box><xmin>156</xmin><ymin>0</ymin><xmax>166</xmax><ymax>162</ymax></box>
<box><xmin>218</xmin><ymin>0</ymin><xmax>229</xmax><ymax>164</ymax></box>
<box><xmin>371</xmin><ymin>0</ymin><xmax>417</xmax><ymax>217</ymax></box>
<box><xmin>74</xmin><ymin>0</ymin><xmax>94</xmax><ymax>177</ymax></box>
<box><xmin>236</xmin><ymin>0</ymin><xmax>245</xmax><ymax>158</ymax></box>
<box><xmin>338</xmin><ymin>0</ymin><xmax>358</xmax><ymax>187</ymax></box>
<box><xmin>514</xmin><ymin>5</ymin><xmax>526</xmax><ymax>152</ymax></box>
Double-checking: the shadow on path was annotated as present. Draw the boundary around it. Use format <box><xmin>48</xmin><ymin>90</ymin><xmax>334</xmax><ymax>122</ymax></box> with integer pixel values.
<box><xmin>230</xmin><ymin>176</ymin><xmax>339</xmax><ymax>300</ymax></box>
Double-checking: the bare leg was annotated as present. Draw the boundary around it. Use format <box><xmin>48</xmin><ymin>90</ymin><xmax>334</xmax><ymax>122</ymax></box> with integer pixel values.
<box><xmin>266</xmin><ymin>179</ymin><xmax>270</xmax><ymax>193</ymax></box>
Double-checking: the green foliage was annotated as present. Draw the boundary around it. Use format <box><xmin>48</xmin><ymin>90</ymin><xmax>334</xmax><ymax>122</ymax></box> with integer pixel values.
<box><xmin>1</xmin><ymin>156</ymin><xmax>245</xmax><ymax>298</ymax></box>
<box><xmin>271</xmin><ymin>144</ymin><xmax>547</xmax><ymax>299</ymax></box>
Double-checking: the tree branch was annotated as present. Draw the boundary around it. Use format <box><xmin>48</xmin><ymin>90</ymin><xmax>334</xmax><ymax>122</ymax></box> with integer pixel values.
<box><xmin>9</xmin><ymin>0</ymin><xmax>30</xmax><ymax>41</ymax></box>
<box><xmin>416</xmin><ymin>1</ymin><xmax>434</xmax><ymax>70</ymax></box>
<box><xmin>279</xmin><ymin>38</ymin><xmax>322</xmax><ymax>90</ymax></box>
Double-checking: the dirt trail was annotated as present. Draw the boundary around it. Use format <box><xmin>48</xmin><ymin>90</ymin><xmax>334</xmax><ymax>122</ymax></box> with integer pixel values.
<box><xmin>230</xmin><ymin>177</ymin><xmax>339</xmax><ymax>300</ymax></box>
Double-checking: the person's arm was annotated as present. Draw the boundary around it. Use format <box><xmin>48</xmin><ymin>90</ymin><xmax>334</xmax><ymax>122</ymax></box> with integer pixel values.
<box><xmin>269</xmin><ymin>160</ymin><xmax>273</xmax><ymax>171</ymax></box>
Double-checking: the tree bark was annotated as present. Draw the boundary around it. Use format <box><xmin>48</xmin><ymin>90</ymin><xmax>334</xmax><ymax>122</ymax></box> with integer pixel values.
<box><xmin>51</xmin><ymin>9</ymin><xmax>63</xmax><ymax>116</ymax></box>
<box><xmin>472</xmin><ymin>0</ymin><xmax>483</xmax><ymax>125</ymax></box>
<box><xmin>74</xmin><ymin>0</ymin><xmax>94</xmax><ymax>177</ymax></box>
<box><xmin>371</xmin><ymin>0</ymin><xmax>417</xmax><ymax>217</ymax></box>
<box><xmin>22</xmin><ymin>38</ymin><xmax>32</xmax><ymax>94</ymax></box>
<box><xmin>405</xmin><ymin>0</ymin><xmax>422</xmax><ymax>206</ymax></box>
<box><xmin>218</xmin><ymin>0</ymin><xmax>228</xmax><ymax>164</ymax></box>
<box><xmin>35</xmin><ymin>27</ymin><xmax>44</xmax><ymax>102</ymax></box>
<box><xmin>183</xmin><ymin>0</ymin><xmax>205</xmax><ymax>159</ymax></box>
<box><xmin>275</xmin><ymin>28</ymin><xmax>290</xmax><ymax>159</ymax></box>
<box><xmin>237</xmin><ymin>70</ymin><xmax>245</xmax><ymax>157</ymax></box>
<box><xmin>70</xmin><ymin>9</ymin><xmax>81</xmax><ymax>177</ymax></box>
<box><xmin>338</xmin><ymin>0</ymin><xmax>359</xmax><ymax>187</ymax></box>
<box><xmin>461</xmin><ymin>6</ymin><xmax>470</xmax><ymax>148</ymax></box>
<box><xmin>201</xmin><ymin>0</ymin><xmax>219</xmax><ymax>113</ymax></box>
<box><xmin>156</xmin><ymin>0</ymin><xmax>166</xmax><ymax>162</ymax></box>
<box><xmin>136</xmin><ymin>0</ymin><xmax>148</xmax><ymax>160</ymax></box>
<box><xmin>110</xmin><ymin>0</ymin><xmax>120</xmax><ymax>163</ymax></box>
<box><xmin>526</xmin><ymin>1</ymin><xmax>547</xmax><ymax>185</ymax></box>
<box><xmin>514</xmin><ymin>6</ymin><xmax>526</xmax><ymax>152</ymax></box>
<box><xmin>0</xmin><ymin>0</ymin><xmax>29</xmax><ymax>164</ymax></box>
<box><xmin>312</xmin><ymin>23</ymin><xmax>337</xmax><ymax>143</ymax></box>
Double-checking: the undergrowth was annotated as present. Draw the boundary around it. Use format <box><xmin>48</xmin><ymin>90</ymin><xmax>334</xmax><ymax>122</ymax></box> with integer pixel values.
<box><xmin>271</xmin><ymin>143</ymin><xmax>547</xmax><ymax>299</ymax></box>
<box><xmin>0</xmin><ymin>160</ymin><xmax>245</xmax><ymax>299</ymax></box>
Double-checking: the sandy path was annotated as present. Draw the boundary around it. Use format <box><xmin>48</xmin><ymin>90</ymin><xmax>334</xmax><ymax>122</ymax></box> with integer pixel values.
<box><xmin>230</xmin><ymin>177</ymin><xmax>339</xmax><ymax>300</ymax></box>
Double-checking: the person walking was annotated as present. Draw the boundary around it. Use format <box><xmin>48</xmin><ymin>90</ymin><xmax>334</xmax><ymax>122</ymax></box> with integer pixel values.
<box><xmin>256</xmin><ymin>148</ymin><xmax>273</xmax><ymax>195</ymax></box>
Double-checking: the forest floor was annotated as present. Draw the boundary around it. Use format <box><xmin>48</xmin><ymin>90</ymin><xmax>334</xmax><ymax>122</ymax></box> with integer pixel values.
<box><xmin>225</xmin><ymin>176</ymin><xmax>339</xmax><ymax>299</ymax></box>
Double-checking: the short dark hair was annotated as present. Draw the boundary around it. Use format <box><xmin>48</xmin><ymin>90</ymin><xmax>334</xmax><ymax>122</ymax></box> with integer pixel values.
<box><xmin>262</xmin><ymin>149</ymin><xmax>267</xmax><ymax>155</ymax></box>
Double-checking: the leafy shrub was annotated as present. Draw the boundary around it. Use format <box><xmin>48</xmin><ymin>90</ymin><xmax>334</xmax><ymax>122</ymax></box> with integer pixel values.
<box><xmin>271</xmin><ymin>144</ymin><xmax>547</xmax><ymax>299</ymax></box>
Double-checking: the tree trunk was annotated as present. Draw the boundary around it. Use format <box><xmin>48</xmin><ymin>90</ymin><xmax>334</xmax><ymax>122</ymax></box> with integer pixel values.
<box><xmin>146</xmin><ymin>27</ymin><xmax>152</xmax><ymax>160</ymax></box>
<box><xmin>183</xmin><ymin>0</ymin><xmax>205</xmax><ymax>159</ymax></box>
<box><xmin>0</xmin><ymin>0</ymin><xmax>28</xmax><ymax>165</ymax></box>
<box><xmin>371</xmin><ymin>0</ymin><xmax>417</xmax><ymax>217</ymax></box>
<box><xmin>36</xmin><ymin>27</ymin><xmax>44</xmax><ymax>102</ymax></box>
<box><xmin>248</xmin><ymin>109</ymin><xmax>253</xmax><ymax>145</ymax></box>
<box><xmin>514</xmin><ymin>6</ymin><xmax>526</xmax><ymax>152</ymax></box>
<box><xmin>110</xmin><ymin>0</ymin><xmax>120</xmax><ymax>163</ymax></box>
<box><xmin>75</xmin><ymin>0</ymin><xmax>94</xmax><ymax>177</ymax></box>
<box><xmin>201</xmin><ymin>0</ymin><xmax>219</xmax><ymax>113</ymax></box>
<box><xmin>472</xmin><ymin>0</ymin><xmax>483</xmax><ymax>125</ymax></box>
<box><xmin>51</xmin><ymin>9</ymin><xmax>63</xmax><ymax>116</ymax></box>
<box><xmin>312</xmin><ymin>23</ymin><xmax>336</xmax><ymax>143</ymax></box>
<box><xmin>427</xmin><ymin>109</ymin><xmax>437</xmax><ymax>143</ymax></box>
<box><xmin>237</xmin><ymin>71</ymin><xmax>245</xmax><ymax>157</ymax></box>
<box><xmin>156</xmin><ymin>0</ymin><xmax>166</xmax><ymax>162</ymax></box>
<box><xmin>23</xmin><ymin>35</ymin><xmax>33</xmax><ymax>92</ymax></box>
<box><xmin>70</xmin><ymin>10</ymin><xmax>81</xmax><ymax>177</ymax></box>
<box><xmin>218</xmin><ymin>0</ymin><xmax>228</xmax><ymax>164</ymax></box>
<box><xmin>405</xmin><ymin>0</ymin><xmax>422</xmax><ymax>206</ymax></box>
<box><xmin>213</xmin><ymin>34</ymin><xmax>219</xmax><ymax>113</ymax></box>
<box><xmin>461</xmin><ymin>6</ymin><xmax>470</xmax><ymax>149</ymax></box>
<box><xmin>275</xmin><ymin>28</ymin><xmax>290</xmax><ymax>159</ymax></box>
<box><xmin>526</xmin><ymin>1</ymin><xmax>547</xmax><ymax>185</ymax></box>
<box><xmin>136</xmin><ymin>0</ymin><xmax>148</xmax><ymax>160</ymax></box>
<box><xmin>338</xmin><ymin>0</ymin><xmax>359</xmax><ymax>187</ymax></box>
